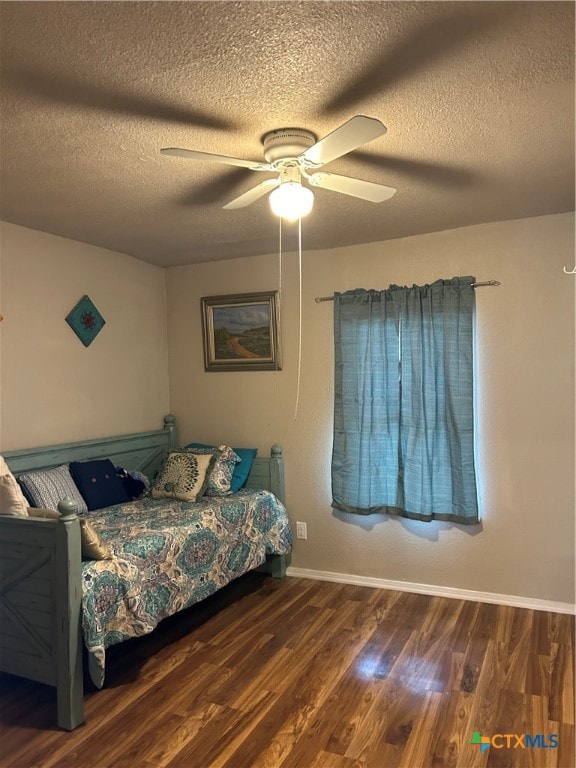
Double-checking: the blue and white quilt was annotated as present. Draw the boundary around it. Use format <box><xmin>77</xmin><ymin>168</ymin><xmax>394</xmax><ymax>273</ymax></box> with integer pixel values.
<box><xmin>80</xmin><ymin>490</ymin><xmax>292</xmax><ymax>687</ymax></box>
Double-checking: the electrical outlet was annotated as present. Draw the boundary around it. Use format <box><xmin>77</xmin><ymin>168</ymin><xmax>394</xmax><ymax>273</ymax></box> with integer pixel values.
<box><xmin>296</xmin><ymin>521</ymin><xmax>308</xmax><ymax>540</ymax></box>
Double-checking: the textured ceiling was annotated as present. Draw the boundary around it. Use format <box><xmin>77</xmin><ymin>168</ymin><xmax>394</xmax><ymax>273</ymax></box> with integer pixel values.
<box><xmin>0</xmin><ymin>1</ymin><xmax>574</xmax><ymax>267</ymax></box>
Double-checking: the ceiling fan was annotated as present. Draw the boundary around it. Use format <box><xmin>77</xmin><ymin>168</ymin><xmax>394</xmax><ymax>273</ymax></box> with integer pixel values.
<box><xmin>161</xmin><ymin>115</ymin><xmax>397</xmax><ymax>219</ymax></box>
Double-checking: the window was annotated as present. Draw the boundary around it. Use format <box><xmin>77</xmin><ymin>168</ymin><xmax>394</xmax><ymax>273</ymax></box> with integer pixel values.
<box><xmin>331</xmin><ymin>277</ymin><xmax>479</xmax><ymax>524</ymax></box>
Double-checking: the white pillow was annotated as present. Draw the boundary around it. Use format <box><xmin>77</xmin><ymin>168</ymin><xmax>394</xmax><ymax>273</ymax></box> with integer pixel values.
<box><xmin>0</xmin><ymin>454</ymin><xmax>30</xmax><ymax>515</ymax></box>
<box><xmin>0</xmin><ymin>455</ymin><xmax>9</xmax><ymax>475</ymax></box>
<box><xmin>0</xmin><ymin>473</ymin><xmax>29</xmax><ymax>517</ymax></box>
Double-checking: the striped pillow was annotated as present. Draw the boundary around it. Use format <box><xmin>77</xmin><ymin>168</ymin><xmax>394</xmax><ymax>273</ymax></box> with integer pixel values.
<box><xmin>18</xmin><ymin>464</ymin><xmax>88</xmax><ymax>515</ymax></box>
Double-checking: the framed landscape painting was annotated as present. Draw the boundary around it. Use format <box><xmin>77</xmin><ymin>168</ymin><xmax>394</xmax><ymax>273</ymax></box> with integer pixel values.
<box><xmin>201</xmin><ymin>291</ymin><xmax>282</xmax><ymax>371</ymax></box>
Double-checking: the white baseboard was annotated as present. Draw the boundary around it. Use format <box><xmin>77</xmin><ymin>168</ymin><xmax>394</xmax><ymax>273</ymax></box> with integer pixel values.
<box><xmin>286</xmin><ymin>567</ymin><xmax>576</xmax><ymax>615</ymax></box>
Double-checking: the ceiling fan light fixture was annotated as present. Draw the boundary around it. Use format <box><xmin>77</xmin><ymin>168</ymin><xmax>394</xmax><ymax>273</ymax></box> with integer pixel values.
<box><xmin>269</xmin><ymin>182</ymin><xmax>314</xmax><ymax>221</ymax></box>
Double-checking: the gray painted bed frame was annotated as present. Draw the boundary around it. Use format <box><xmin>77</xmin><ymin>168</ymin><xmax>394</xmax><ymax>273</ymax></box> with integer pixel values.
<box><xmin>0</xmin><ymin>415</ymin><xmax>289</xmax><ymax>730</ymax></box>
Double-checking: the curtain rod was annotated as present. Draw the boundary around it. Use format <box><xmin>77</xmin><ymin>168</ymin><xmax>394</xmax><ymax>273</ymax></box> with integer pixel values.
<box><xmin>314</xmin><ymin>280</ymin><xmax>500</xmax><ymax>303</ymax></box>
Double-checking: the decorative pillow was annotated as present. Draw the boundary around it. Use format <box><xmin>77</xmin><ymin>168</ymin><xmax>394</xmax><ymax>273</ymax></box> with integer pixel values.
<box><xmin>0</xmin><ymin>455</ymin><xmax>31</xmax><ymax>515</ymax></box>
<box><xmin>185</xmin><ymin>443</ymin><xmax>257</xmax><ymax>492</ymax></box>
<box><xmin>18</xmin><ymin>464</ymin><xmax>88</xmax><ymax>514</ymax></box>
<box><xmin>183</xmin><ymin>445</ymin><xmax>241</xmax><ymax>497</ymax></box>
<box><xmin>0</xmin><ymin>455</ymin><xmax>14</xmax><ymax>477</ymax></box>
<box><xmin>0</xmin><ymin>473</ymin><xmax>29</xmax><ymax>516</ymax></box>
<box><xmin>78</xmin><ymin>518</ymin><xmax>113</xmax><ymax>560</ymax></box>
<box><xmin>69</xmin><ymin>459</ymin><xmax>130</xmax><ymax>511</ymax></box>
<box><xmin>128</xmin><ymin>469</ymin><xmax>150</xmax><ymax>490</ymax></box>
<box><xmin>151</xmin><ymin>451</ymin><xmax>213</xmax><ymax>502</ymax></box>
<box><xmin>115</xmin><ymin>467</ymin><xmax>148</xmax><ymax>500</ymax></box>
<box><xmin>29</xmin><ymin>508</ymin><xmax>112</xmax><ymax>560</ymax></box>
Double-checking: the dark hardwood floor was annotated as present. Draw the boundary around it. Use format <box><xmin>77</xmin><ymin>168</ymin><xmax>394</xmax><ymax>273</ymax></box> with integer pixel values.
<box><xmin>0</xmin><ymin>575</ymin><xmax>574</xmax><ymax>768</ymax></box>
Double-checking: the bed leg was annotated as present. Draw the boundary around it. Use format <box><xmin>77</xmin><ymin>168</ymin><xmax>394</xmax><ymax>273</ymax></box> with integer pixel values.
<box><xmin>258</xmin><ymin>553</ymin><xmax>291</xmax><ymax>579</ymax></box>
<box><xmin>271</xmin><ymin>554</ymin><xmax>289</xmax><ymax>578</ymax></box>
<box><xmin>55</xmin><ymin>506</ymin><xmax>85</xmax><ymax>730</ymax></box>
<box><xmin>56</xmin><ymin>645</ymin><xmax>84</xmax><ymax>730</ymax></box>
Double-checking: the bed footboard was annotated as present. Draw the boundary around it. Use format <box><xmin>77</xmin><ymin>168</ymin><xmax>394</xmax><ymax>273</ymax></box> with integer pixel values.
<box><xmin>0</xmin><ymin>501</ymin><xmax>84</xmax><ymax>730</ymax></box>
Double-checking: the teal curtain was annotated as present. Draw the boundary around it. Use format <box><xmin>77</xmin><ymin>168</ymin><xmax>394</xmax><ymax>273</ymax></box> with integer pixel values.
<box><xmin>332</xmin><ymin>277</ymin><xmax>479</xmax><ymax>524</ymax></box>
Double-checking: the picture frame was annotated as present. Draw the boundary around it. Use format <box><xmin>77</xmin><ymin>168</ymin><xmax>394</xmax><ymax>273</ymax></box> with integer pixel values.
<box><xmin>201</xmin><ymin>291</ymin><xmax>282</xmax><ymax>371</ymax></box>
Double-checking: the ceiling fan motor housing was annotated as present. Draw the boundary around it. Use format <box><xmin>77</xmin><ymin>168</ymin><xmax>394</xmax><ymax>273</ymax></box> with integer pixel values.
<box><xmin>261</xmin><ymin>129</ymin><xmax>317</xmax><ymax>164</ymax></box>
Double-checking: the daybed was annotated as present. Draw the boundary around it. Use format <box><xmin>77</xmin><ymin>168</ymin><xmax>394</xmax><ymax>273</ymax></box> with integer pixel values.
<box><xmin>0</xmin><ymin>415</ymin><xmax>292</xmax><ymax>730</ymax></box>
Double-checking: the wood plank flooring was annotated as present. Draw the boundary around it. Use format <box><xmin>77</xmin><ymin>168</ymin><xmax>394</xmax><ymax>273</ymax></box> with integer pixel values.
<box><xmin>0</xmin><ymin>575</ymin><xmax>574</xmax><ymax>768</ymax></box>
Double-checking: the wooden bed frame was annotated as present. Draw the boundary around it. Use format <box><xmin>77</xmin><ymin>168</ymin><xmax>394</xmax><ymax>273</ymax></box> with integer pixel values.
<box><xmin>0</xmin><ymin>415</ymin><xmax>289</xmax><ymax>730</ymax></box>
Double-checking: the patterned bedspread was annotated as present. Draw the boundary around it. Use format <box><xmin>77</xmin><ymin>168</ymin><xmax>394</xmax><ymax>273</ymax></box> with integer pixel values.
<box><xmin>80</xmin><ymin>489</ymin><xmax>292</xmax><ymax>688</ymax></box>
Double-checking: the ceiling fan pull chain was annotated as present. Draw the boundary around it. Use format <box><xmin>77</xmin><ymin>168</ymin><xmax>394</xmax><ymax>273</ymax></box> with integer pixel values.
<box><xmin>294</xmin><ymin>217</ymin><xmax>303</xmax><ymax>422</ymax></box>
<box><xmin>268</xmin><ymin>216</ymin><xmax>284</xmax><ymax>430</ymax></box>
<box><xmin>278</xmin><ymin>215</ymin><xmax>282</xmax><ymax>296</ymax></box>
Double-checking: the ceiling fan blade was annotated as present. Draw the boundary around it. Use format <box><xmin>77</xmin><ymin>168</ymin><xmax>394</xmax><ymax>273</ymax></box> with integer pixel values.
<box><xmin>308</xmin><ymin>172</ymin><xmax>396</xmax><ymax>203</ymax></box>
<box><xmin>223</xmin><ymin>178</ymin><xmax>280</xmax><ymax>209</ymax></box>
<box><xmin>161</xmin><ymin>148</ymin><xmax>272</xmax><ymax>172</ymax></box>
<box><xmin>300</xmin><ymin>116</ymin><xmax>387</xmax><ymax>167</ymax></box>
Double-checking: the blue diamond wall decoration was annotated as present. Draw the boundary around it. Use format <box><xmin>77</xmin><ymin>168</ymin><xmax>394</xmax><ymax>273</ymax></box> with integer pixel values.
<box><xmin>66</xmin><ymin>295</ymin><xmax>106</xmax><ymax>347</ymax></box>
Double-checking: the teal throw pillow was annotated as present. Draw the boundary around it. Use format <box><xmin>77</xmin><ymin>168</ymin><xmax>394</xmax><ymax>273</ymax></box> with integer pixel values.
<box><xmin>185</xmin><ymin>442</ymin><xmax>257</xmax><ymax>492</ymax></box>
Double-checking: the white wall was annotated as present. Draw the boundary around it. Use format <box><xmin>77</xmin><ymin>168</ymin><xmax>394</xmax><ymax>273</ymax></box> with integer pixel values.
<box><xmin>167</xmin><ymin>213</ymin><xmax>575</xmax><ymax>606</ymax></box>
<box><xmin>2</xmin><ymin>216</ymin><xmax>572</xmax><ymax>605</ymax></box>
<box><xmin>0</xmin><ymin>222</ymin><xmax>170</xmax><ymax>449</ymax></box>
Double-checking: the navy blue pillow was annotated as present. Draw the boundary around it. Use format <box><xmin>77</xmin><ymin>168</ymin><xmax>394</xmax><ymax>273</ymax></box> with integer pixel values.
<box><xmin>69</xmin><ymin>459</ymin><xmax>130</xmax><ymax>511</ymax></box>
<box><xmin>185</xmin><ymin>443</ymin><xmax>257</xmax><ymax>492</ymax></box>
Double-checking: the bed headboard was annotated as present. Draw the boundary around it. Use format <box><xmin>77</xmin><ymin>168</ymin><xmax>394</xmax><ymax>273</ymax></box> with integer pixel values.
<box><xmin>4</xmin><ymin>415</ymin><xmax>178</xmax><ymax>482</ymax></box>
<box><xmin>3</xmin><ymin>415</ymin><xmax>285</xmax><ymax>503</ymax></box>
